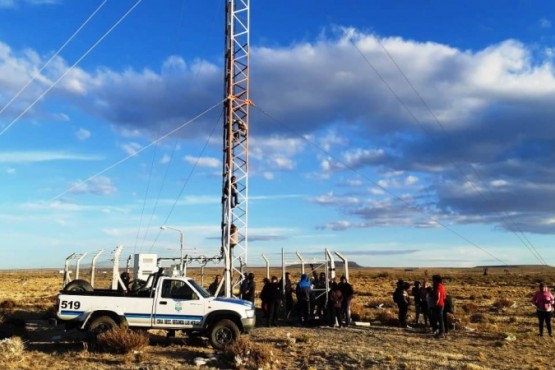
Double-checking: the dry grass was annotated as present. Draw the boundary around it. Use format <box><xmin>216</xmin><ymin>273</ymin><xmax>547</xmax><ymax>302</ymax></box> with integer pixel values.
<box><xmin>95</xmin><ymin>327</ymin><xmax>149</xmax><ymax>354</ymax></box>
<box><xmin>374</xmin><ymin>309</ymin><xmax>399</xmax><ymax>326</ymax></box>
<box><xmin>224</xmin><ymin>335</ymin><xmax>277</xmax><ymax>369</ymax></box>
<box><xmin>0</xmin><ymin>337</ymin><xmax>25</xmax><ymax>363</ymax></box>
<box><xmin>492</xmin><ymin>298</ymin><xmax>514</xmax><ymax>310</ymax></box>
<box><xmin>2</xmin><ymin>267</ymin><xmax>555</xmax><ymax>369</ymax></box>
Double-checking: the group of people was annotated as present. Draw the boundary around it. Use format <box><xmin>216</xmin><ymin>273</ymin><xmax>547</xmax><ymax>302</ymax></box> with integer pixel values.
<box><xmin>210</xmin><ymin>270</ymin><xmax>354</xmax><ymax>328</ymax></box>
<box><xmin>393</xmin><ymin>274</ymin><xmax>451</xmax><ymax>338</ymax></box>
<box><xmin>393</xmin><ymin>276</ymin><xmax>555</xmax><ymax>339</ymax></box>
<box><xmin>294</xmin><ymin>272</ymin><xmax>354</xmax><ymax>328</ymax></box>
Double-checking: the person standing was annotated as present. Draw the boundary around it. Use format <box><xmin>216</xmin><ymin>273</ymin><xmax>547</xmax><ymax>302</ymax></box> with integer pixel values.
<box><xmin>419</xmin><ymin>281</ymin><xmax>429</xmax><ymax>327</ymax></box>
<box><xmin>412</xmin><ymin>281</ymin><xmax>423</xmax><ymax>326</ymax></box>
<box><xmin>208</xmin><ymin>274</ymin><xmax>224</xmax><ymax>297</ymax></box>
<box><xmin>425</xmin><ymin>286</ymin><xmax>435</xmax><ymax>332</ymax></box>
<box><xmin>296</xmin><ymin>273</ymin><xmax>312</xmax><ymax>325</ymax></box>
<box><xmin>532</xmin><ymin>282</ymin><xmax>555</xmax><ymax>337</ymax></box>
<box><xmin>280</xmin><ymin>272</ymin><xmax>294</xmax><ymax>319</ymax></box>
<box><xmin>240</xmin><ymin>273</ymin><xmax>256</xmax><ymax>303</ymax></box>
<box><xmin>338</xmin><ymin>276</ymin><xmax>354</xmax><ymax>327</ymax></box>
<box><xmin>259</xmin><ymin>277</ymin><xmax>270</xmax><ymax>319</ymax></box>
<box><xmin>266</xmin><ymin>276</ymin><xmax>281</xmax><ymax>327</ymax></box>
<box><xmin>329</xmin><ymin>284</ymin><xmax>343</xmax><ymax>328</ymax></box>
<box><xmin>260</xmin><ymin>276</ymin><xmax>280</xmax><ymax>326</ymax></box>
<box><xmin>393</xmin><ymin>280</ymin><xmax>410</xmax><ymax>328</ymax></box>
<box><xmin>432</xmin><ymin>274</ymin><xmax>446</xmax><ymax>338</ymax></box>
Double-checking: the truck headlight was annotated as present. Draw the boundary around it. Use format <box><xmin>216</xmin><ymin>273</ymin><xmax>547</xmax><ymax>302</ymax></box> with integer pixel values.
<box><xmin>246</xmin><ymin>309</ymin><xmax>255</xmax><ymax>318</ymax></box>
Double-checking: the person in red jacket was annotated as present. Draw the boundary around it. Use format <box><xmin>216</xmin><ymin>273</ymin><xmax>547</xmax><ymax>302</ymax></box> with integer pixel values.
<box><xmin>432</xmin><ymin>274</ymin><xmax>446</xmax><ymax>338</ymax></box>
<box><xmin>532</xmin><ymin>282</ymin><xmax>555</xmax><ymax>336</ymax></box>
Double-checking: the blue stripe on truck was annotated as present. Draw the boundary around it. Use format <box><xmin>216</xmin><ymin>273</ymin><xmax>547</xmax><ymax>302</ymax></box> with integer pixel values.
<box><xmin>125</xmin><ymin>312</ymin><xmax>203</xmax><ymax>321</ymax></box>
<box><xmin>213</xmin><ymin>297</ymin><xmax>253</xmax><ymax>307</ymax></box>
<box><xmin>60</xmin><ymin>310</ymin><xmax>84</xmax><ymax>316</ymax></box>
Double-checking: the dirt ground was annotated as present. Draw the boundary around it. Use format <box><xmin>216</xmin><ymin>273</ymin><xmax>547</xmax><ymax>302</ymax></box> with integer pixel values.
<box><xmin>1</xmin><ymin>267</ymin><xmax>555</xmax><ymax>369</ymax></box>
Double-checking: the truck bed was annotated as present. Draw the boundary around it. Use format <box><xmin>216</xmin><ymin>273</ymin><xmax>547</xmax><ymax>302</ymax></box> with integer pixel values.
<box><xmin>61</xmin><ymin>289</ymin><xmax>153</xmax><ymax>298</ymax></box>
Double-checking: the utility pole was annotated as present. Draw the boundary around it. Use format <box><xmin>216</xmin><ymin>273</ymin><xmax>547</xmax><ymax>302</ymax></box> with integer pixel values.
<box><xmin>221</xmin><ymin>0</ymin><xmax>250</xmax><ymax>298</ymax></box>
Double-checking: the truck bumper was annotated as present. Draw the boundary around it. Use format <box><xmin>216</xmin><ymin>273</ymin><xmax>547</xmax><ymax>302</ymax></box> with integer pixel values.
<box><xmin>241</xmin><ymin>317</ymin><xmax>256</xmax><ymax>332</ymax></box>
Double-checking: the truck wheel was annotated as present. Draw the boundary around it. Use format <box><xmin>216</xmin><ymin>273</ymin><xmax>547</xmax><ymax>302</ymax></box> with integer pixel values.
<box><xmin>63</xmin><ymin>279</ymin><xmax>93</xmax><ymax>292</ymax></box>
<box><xmin>88</xmin><ymin>315</ymin><xmax>117</xmax><ymax>338</ymax></box>
<box><xmin>209</xmin><ymin>319</ymin><xmax>239</xmax><ymax>350</ymax></box>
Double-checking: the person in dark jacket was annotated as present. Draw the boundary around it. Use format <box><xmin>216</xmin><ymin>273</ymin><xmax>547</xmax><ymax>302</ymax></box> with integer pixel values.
<box><xmin>279</xmin><ymin>272</ymin><xmax>294</xmax><ymax>319</ymax></box>
<box><xmin>259</xmin><ymin>277</ymin><xmax>270</xmax><ymax>319</ymax></box>
<box><xmin>240</xmin><ymin>272</ymin><xmax>256</xmax><ymax>303</ymax></box>
<box><xmin>419</xmin><ymin>281</ymin><xmax>429</xmax><ymax>327</ymax></box>
<box><xmin>338</xmin><ymin>275</ymin><xmax>354</xmax><ymax>326</ymax></box>
<box><xmin>260</xmin><ymin>276</ymin><xmax>281</xmax><ymax>327</ymax></box>
<box><xmin>393</xmin><ymin>279</ymin><xmax>410</xmax><ymax>328</ymax></box>
<box><xmin>296</xmin><ymin>273</ymin><xmax>312</xmax><ymax>325</ymax></box>
<box><xmin>208</xmin><ymin>274</ymin><xmax>224</xmax><ymax>297</ymax></box>
<box><xmin>412</xmin><ymin>281</ymin><xmax>423</xmax><ymax>326</ymax></box>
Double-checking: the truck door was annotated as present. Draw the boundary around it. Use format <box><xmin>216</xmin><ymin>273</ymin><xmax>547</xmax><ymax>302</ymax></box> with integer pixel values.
<box><xmin>153</xmin><ymin>279</ymin><xmax>205</xmax><ymax>328</ymax></box>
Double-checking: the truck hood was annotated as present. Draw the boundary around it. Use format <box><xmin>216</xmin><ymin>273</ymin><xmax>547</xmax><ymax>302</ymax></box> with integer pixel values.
<box><xmin>211</xmin><ymin>297</ymin><xmax>254</xmax><ymax>309</ymax></box>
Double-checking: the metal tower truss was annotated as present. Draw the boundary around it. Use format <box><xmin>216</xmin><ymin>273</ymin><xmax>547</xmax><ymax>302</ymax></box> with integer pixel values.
<box><xmin>221</xmin><ymin>0</ymin><xmax>250</xmax><ymax>297</ymax></box>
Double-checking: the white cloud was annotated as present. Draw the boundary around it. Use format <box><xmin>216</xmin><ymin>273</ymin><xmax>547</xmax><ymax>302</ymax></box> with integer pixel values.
<box><xmin>0</xmin><ymin>151</ymin><xmax>102</xmax><ymax>163</ymax></box>
<box><xmin>346</xmin><ymin>179</ymin><xmax>362</xmax><ymax>187</ymax></box>
<box><xmin>0</xmin><ymin>0</ymin><xmax>15</xmax><ymax>8</ymax></box>
<box><xmin>121</xmin><ymin>142</ymin><xmax>142</xmax><ymax>156</ymax></box>
<box><xmin>75</xmin><ymin>128</ymin><xmax>91</xmax><ymax>140</ymax></box>
<box><xmin>68</xmin><ymin>176</ymin><xmax>117</xmax><ymax>196</ymax></box>
<box><xmin>183</xmin><ymin>155</ymin><xmax>220</xmax><ymax>168</ymax></box>
<box><xmin>404</xmin><ymin>176</ymin><xmax>418</xmax><ymax>185</ymax></box>
<box><xmin>314</xmin><ymin>192</ymin><xmax>360</xmax><ymax>206</ymax></box>
<box><xmin>262</xmin><ymin>172</ymin><xmax>274</xmax><ymax>180</ymax></box>
<box><xmin>319</xmin><ymin>130</ymin><xmax>348</xmax><ymax>151</ymax></box>
<box><xmin>539</xmin><ymin>18</ymin><xmax>552</xmax><ymax>29</ymax></box>
<box><xmin>270</xmin><ymin>156</ymin><xmax>295</xmax><ymax>170</ymax></box>
<box><xmin>21</xmin><ymin>200</ymin><xmax>127</xmax><ymax>213</ymax></box>
<box><xmin>5</xmin><ymin>167</ymin><xmax>15</xmax><ymax>174</ymax></box>
<box><xmin>250</xmin><ymin>136</ymin><xmax>304</xmax><ymax>173</ymax></box>
<box><xmin>160</xmin><ymin>154</ymin><xmax>171</xmax><ymax>164</ymax></box>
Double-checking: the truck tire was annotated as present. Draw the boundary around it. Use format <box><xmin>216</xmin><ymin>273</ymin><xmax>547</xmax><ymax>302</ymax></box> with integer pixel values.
<box><xmin>63</xmin><ymin>279</ymin><xmax>93</xmax><ymax>292</ymax></box>
<box><xmin>88</xmin><ymin>315</ymin><xmax>117</xmax><ymax>338</ymax></box>
<box><xmin>209</xmin><ymin>319</ymin><xmax>240</xmax><ymax>350</ymax></box>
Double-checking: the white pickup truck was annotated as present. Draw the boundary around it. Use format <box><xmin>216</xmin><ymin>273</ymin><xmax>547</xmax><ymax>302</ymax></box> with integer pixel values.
<box><xmin>56</xmin><ymin>272</ymin><xmax>255</xmax><ymax>349</ymax></box>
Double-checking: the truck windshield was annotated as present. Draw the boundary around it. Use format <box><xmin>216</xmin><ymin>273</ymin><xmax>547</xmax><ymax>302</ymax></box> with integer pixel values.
<box><xmin>189</xmin><ymin>279</ymin><xmax>211</xmax><ymax>298</ymax></box>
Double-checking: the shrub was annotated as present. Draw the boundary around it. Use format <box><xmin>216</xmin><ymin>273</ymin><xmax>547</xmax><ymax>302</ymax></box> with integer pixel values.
<box><xmin>295</xmin><ymin>333</ymin><xmax>311</xmax><ymax>343</ymax></box>
<box><xmin>0</xmin><ymin>337</ymin><xmax>25</xmax><ymax>363</ymax></box>
<box><xmin>0</xmin><ymin>318</ymin><xmax>27</xmax><ymax>339</ymax></box>
<box><xmin>374</xmin><ymin>310</ymin><xmax>399</xmax><ymax>326</ymax></box>
<box><xmin>375</xmin><ymin>272</ymin><xmax>390</xmax><ymax>278</ymax></box>
<box><xmin>0</xmin><ymin>299</ymin><xmax>17</xmax><ymax>314</ymax></box>
<box><xmin>224</xmin><ymin>336</ymin><xmax>275</xmax><ymax>369</ymax></box>
<box><xmin>492</xmin><ymin>298</ymin><xmax>513</xmax><ymax>310</ymax></box>
<box><xmin>350</xmin><ymin>301</ymin><xmax>366</xmax><ymax>321</ymax></box>
<box><xmin>470</xmin><ymin>312</ymin><xmax>493</xmax><ymax>324</ymax></box>
<box><xmin>95</xmin><ymin>328</ymin><xmax>149</xmax><ymax>354</ymax></box>
<box><xmin>461</xmin><ymin>302</ymin><xmax>479</xmax><ymax>314</ymax></box>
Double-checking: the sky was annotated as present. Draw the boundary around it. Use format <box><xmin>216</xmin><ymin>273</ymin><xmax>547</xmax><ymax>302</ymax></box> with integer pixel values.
<box><xmin>1</xmin><ymin>0</ymin><xmax>555</xmax><ymax>269</ymax></box>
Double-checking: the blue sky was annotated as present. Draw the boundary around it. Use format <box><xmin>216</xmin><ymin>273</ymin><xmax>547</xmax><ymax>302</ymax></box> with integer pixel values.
<box><xmin>1</xmin><ymin>0</ymin><xmax>555</xmax><ymax>269</ymax></box>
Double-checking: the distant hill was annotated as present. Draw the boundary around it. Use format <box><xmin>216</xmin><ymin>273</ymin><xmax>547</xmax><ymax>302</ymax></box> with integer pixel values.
<box><xmin>475</xmin><ymin>265</ymin><xmax>553</xmax><ymax>269</ymax></box>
